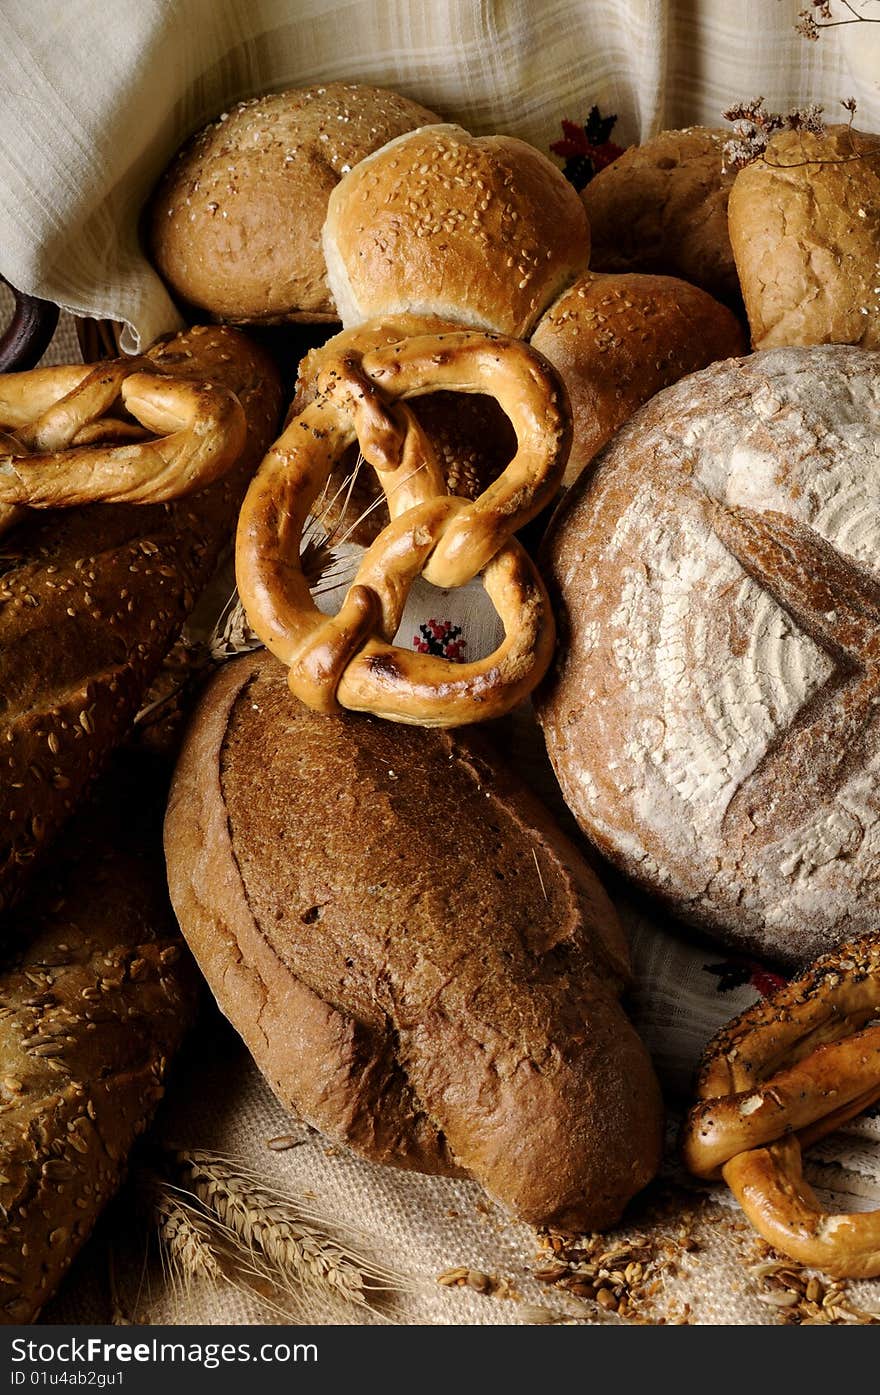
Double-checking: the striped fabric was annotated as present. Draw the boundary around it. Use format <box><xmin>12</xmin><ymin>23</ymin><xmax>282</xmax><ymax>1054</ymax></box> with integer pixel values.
<box><xmin>0</xmin><ymin>0</ymin><xmax>876</xmax><ymax>348</ymax></box>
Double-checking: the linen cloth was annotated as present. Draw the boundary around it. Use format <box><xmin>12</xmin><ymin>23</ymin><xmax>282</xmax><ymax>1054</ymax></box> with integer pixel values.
<box><xmin>0</xmin><ymin>0</ymin><xmax>878</xmax><ymax>349</ymax></box>
<box><xmin>1</xmin><ymin>0</ymin><xmax>879</xmax><ymax>1324</ymax></box>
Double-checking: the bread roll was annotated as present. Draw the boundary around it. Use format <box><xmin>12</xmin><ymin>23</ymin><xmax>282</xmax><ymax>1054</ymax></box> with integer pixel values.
<box><xmin>531</xmin><ymin>272</ymin><xmax>747</xmax><ymax>487</ymax></box>
<box><xmin>0</xmin><ymin>326</ymin><xmax>282</xmax><ymax>916</ymax></box>
<box><xmin>0</xmin><ymin>754</ymin><xmax>198</xmax><ymax>1323</ymax></box>
<box><xmin>582</xmin><ymin>127</ymin><xmax>739</xmax><ymax>306</ymax></box>
<box><xmin>537</xmin><ymin>345</ymin><xmax>880</xmax><ymax>965</ymax></box>
<box><xmin>728</xmin><ymin>125</ymin><xmax>880</xmax><ymax>349</ymax></box>
<box><xmin>323</xmin><ymin>125</ymin><xmax>590</xmax><ymax>336</ymax></box>
<box><xmin>165</xmin><ymin>651</ymin><xmax>663</xmax><ymax>1231</ymax></box>
<box><xmin>150</xmin><ymin>85</ymin><xmax>440</xmax><ymax>323</ymax></box>
<box><xmin>291</xmin><ymin>316</ymin><xmax>516</xmax><ymax>544</ymax></box>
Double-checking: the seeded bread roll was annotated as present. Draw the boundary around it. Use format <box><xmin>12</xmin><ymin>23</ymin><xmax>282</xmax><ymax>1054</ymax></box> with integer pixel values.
<box><xmin>150</xmin><ymin>85</ymin><xmax>440</xmax><ymax>323</ymax></box>
<box><xmin>0</xmin><ymin>754</ymin><xmax>199</xmax><ymax>1323</ymax></box>
<box><xmin>537</xmin><ymin>344</ymin><xmax>880</xmax><ymax>964</ymax></box>
<box><xmin>531</xmin><ymin>272</ymin><xmax>747</xmax><ymax>488</ymax></box>
<box><xmin>581</xmin><ymin>127</ymin><xmax>739</xmax><ymax>306</ymax></box>
<box><xmin>164</xmin><ymin>651</ymin><xmax>663</xmax><ymax>1232</ymax></box>
<box><xmin>290</xmin><ymin>316</ymin><xmax>516</xmax><ymax>544</ymax></box>
<box><xmin>728</xmin><ymin>125</ymin><xmax>880</xmax><ymax>349</ymax></box>
<box><xmin>0</xmin><ymin>326</ymin><xmax>282</xmax><ymax>917</ymax></box>
<box><xmin>323</xmin><ymin>124</ymin><xmax>590</xmax><ymax>336</ymax></box>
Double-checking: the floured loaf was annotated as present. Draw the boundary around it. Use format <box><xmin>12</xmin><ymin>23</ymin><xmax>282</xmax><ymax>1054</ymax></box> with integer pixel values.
<box><xmin>538</xmin><ymin>345</ymin><xmax>880</xmax><ymax>963</ymax></box>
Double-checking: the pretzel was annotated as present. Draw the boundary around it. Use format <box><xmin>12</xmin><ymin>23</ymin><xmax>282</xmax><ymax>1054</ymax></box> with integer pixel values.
<box><xmin>0</xmin><ymin>349</ymin><xmax>247</xmax><ymax>535</ymax></box>
<box><xmin>682</xmin><ymin>934</ymin><xmax>880</xmax><ymax>1277</ymax></box>
<box><xmin>236</xmin><ymin>330</ymin><xmax>570</xmax><ymax>725</ymax></box>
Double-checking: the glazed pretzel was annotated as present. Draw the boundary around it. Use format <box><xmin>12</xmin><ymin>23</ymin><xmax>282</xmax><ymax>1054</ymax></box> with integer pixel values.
<box><xmin>682</xmin><ymin>934</ymin><xmax>880</xmax><ymax>1278</ymax></box>
<box><xmin>0</xmin><ymin>350</ymin><xmax>247</xmax><ymax>535</ymax></box>
<box><xmin>236</xmin><ymin>330</ymin><xmax>570</xmax><ymax>725</ymax></box>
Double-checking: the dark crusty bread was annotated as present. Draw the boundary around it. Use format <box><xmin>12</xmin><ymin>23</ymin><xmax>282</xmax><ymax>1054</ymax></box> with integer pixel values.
<box><xmin>164</xmin><ymin>651</ymin><xmax>663</xmax><ymax>1231</ymax></box>
<box><xmin>531</xmin><ymin>271</ymin><xmax>747</xmax><ymax>488</ymax></box>
<box><xmin>150</xmin><ymin>85</ymin><xmax>440</xmax><ymax>324</ymax></box>
<box><xmin>0</xmin><ymin>753</ymin><xmax>199</xmax><ymax>1323</ymax></box>
<box><xmin>582</xmin><ymin>127</ymin><xmax>739</xmax><ymax>307</ymax></box>
<box><xmin>0</xmin><ymin>326</ymin><xmax>282</xmax><ymax>917</ymax></box>
<box><xmin>728</xmin><ymin>125</ymin><xmax>880</xmax><ymax>349</ymax></box>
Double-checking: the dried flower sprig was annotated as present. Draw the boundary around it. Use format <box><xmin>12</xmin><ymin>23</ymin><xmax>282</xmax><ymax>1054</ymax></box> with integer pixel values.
<box><xmin>721</xmin><ymin>95</ymin><xmax>860</xmax><ymax>170</ymax></box>
<box><xmin>796</xmin><ymin>0</ymin><xmax>880</xmax><ymax>41</ymax></box>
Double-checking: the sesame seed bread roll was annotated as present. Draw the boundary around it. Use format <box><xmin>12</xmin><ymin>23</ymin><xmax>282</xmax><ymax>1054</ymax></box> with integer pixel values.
<box><xmin>0</xmin><ymin>754</ymin><xmax>199</xmax><ymax>1323</ymax></box>
<box><xmin>150</xmin><ymin>85</ymin><xmax>440</xmax><ymax>324</ymax></box>
<box><xmin>582</xmin><ymin>128</ymin><xmax>739</xmax><ymax>307</ymax></box>
<box><xmin>728</xmin><ymin>125</ymin><xmax>880</xmax><ymax>349</ymax></box>
<box><xmin>165</xmin><ymin>650</ymin><xmax>663</xmax><ymax>1232</ymax></box>
<box><xmin>531</xmin><ymin>272</ymin><xmax>747</xmax><ymax>488</ymax></box>
<box><xmin>0</xmin><ymin>326</ymin><xmax>282</xmax><ymax>918</ymax></box>
<box><xmin>323</xmin><ymin>124</ymin><xmax>590</xmax><ymax>336</ymax></box>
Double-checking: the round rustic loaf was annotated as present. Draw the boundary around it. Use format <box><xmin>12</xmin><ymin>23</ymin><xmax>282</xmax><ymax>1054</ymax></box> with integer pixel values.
<box><xmin>728</xmin><ymin>125</ymin><xmax>880</xmax><ymax>349</ymax></box>
<box><xmin>531</xmin><ymin>271</ymin><xmax>747</xmax><ymax>487</ymax></box>
<box><xmin>323</xmin><ymin>124</ymin><xmax>590</xmax><ymax>336</ymax></box>
<box><xmin>149</xmin><ymin>84</ymin><xmax>440</xmax><ymax>322</ymax></box>
<box><xmin>581</xmin><ymin>127</ymin><xmax>739</xmax><ymax>306</ymax></box>
<box><xmin>537</xmin><ymin>345</ymin><xmax>880</xmax><ymax>964</ymax></box>
<box><xmin>164</xmin><ymin>651</ymin><xmax>663</xmax><ymax>1232</ymax></box>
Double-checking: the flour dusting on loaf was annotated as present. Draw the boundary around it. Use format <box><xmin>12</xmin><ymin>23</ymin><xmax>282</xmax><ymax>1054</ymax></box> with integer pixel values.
<box><xmin>539</xmin><ymin>345</ymin><xmax>880</xmax><ymax>962</ymax></box>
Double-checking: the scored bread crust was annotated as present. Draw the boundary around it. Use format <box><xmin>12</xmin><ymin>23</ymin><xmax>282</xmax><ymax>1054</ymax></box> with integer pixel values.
<box><xmin>150</xmin><ymin>85</ymin><xmax>440</xmax><ymax>323</ymax></box>
<box><xmin>323</xmin><ymin>125</ymin><xmax>590</xmax><ymax>337</ymax></box>
<box><xmin>581</xmin><ymin>127</ymin><xmax>739</xmax><ymax>307</ymax></box>
<box><xmin>531</xmin><ymin>271</ymin><xmax>747</xmax><ymax>488</ymax></box>
<box><xmin>164</xmin><ymin>651</ymin><xmax>663</xmax><ymax>1231</ymax></box>
<box><xmin>0</xmin><ymin>326</ymin><xmax>282</xmax><ymax>917</ymax></box>
<box><xmin>537</xmin><ymin>344</ymin><xmax>880</xmax><ymax>964</ymax></box>
<box><xmin>728</xmin><ymin>125</ymin><xmax>880</xmax><ymax>349</ymax></box>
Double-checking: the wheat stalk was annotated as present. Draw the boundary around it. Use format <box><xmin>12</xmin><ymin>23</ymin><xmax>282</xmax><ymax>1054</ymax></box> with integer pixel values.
<box><xmin>154</xmin><ymin>1193</ymin><xmax>225</xmax><ymax>1289</ymax></box>
<box><xmin>167</xmin><ymin>1150</ymin><xmax>409</xmax><ymax>1317</ymax></box>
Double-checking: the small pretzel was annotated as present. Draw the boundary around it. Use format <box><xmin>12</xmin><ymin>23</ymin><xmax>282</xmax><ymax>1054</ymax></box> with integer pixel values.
<box><xmin>0</xmin><ymin>350</ymin><xmax>247</xmax><ymax>535</ymax></box>
<box><xmin>682</xmin><ymin>934</ymin><xmax>880</xmax><ymax>1278</ymax></box>
<box><xmin>236</xmin><ymin>330</ymin><xmax>570</xmax><ymax>725</ymax></box>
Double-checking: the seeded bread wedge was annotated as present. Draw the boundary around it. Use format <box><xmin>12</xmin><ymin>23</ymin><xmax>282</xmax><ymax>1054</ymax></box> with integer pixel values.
<box><xmin>0</xmin><ymin>753</ymin><xmax>199</xmax><ymax>1323</ymax></box>
<box><xmin>0</xmin><ymin>325</ymin><xmax>282</xmax><ymax>917</ymax></box>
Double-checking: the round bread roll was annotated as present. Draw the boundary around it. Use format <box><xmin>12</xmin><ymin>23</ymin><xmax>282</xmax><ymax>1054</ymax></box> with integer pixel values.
<box><xmin>323</xmin><ymin>124</ymin><xmax>590</xmax><ymax>336</ymax></box>
<box><xmin>581</xmin><ymin>127</ymin><xmax>739</xmax><ymax>306</ymax></box>
<box><xmin>531</xmin><ymin>271</ymin><xmax>747</xmax><ymax>488</ymax></box>
<box><xmin>291</xmin><ymin>315</ymin><xmax>516</xmax><ymax>544</ymax></box>
<box><xmin>165</xmin><ymin>650</ymin><xmax>663</xmax><ymax>1231</ymax></box>
<box><xmin>537</xmin><ymin>345</ymin><xmax>880</xmax><ymax>965</ymax></box>
<box><xmin>149</xmin><ymin>84</ymin><xmax>440</xmax><ymax>323</ymax></box>
<box><xmin>728</xmin><ymin>125</ymin><xmax>880</xmax><ymax>350</ymax></box>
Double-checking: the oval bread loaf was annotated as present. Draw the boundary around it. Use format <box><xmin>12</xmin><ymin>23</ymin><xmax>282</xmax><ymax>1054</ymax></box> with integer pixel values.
<box><xmin>0</xmin><ymin>326</ymin><xmax>282</xmax><ymax>916</ymax></box>
<box><xmin>164</xmin><ymin>651</ymin><xmax>663</xmax><ymax>1232</ymax></box>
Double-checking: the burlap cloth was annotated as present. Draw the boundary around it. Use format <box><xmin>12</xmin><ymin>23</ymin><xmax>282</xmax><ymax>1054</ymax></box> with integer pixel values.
<box><xmin>1</xmin><ymin>2</ymin><xmax>879</xmax><ymax>1324</ymax></box>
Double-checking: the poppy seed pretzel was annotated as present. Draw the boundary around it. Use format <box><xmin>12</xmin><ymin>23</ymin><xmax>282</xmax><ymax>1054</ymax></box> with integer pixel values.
<box><xmin>682</xmin><ymin>935</ymin><xmax>880</xmax><ymax>1277</ymax></box>
<box><xmin>236</xmin><ymin>330</ymin><xmax>570</xmax><ymax>725</ymax></box>
<box><xmin>0</xmin><ymin>350</ymin><xmax>248</xmax><ymax>536</ymax></box>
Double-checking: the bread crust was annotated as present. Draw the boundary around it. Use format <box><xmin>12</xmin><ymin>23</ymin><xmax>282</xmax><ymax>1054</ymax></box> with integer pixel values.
<box><xmin>150</xmin><ymin>85</ymin><xmax>439</xmax><ymax>322</ymax></box>
<box><xmin>323</xmin><ymin>125</ymin><xmax>590</xmax><ymax>336</ymax></box>
<box><xmin>0</xmin><ymin>756</ymin><xmax>199</xmax><ymax>1323</ymax></box>
<box><xmin>728</xmin><ymin>125</ymin><xmax>880</xmax><ymax>349</ymax></box>
<box><xmin>537</xmin><ymin>344</ymin><xmax>880</xmax><ymax>964</ymax></box>
<box><xmin>165</xmin><ymin>652</ymin><xmax>663</xmax><ymax>1230</ymax></box>
<box><xmin>0</xmin><ymin>326</ymin><xmax>282</xmax><ymax>916</ymax></box>
<box><xmin>582</xmin><ymin>127</ymin><xmax>738</xmax><ymax>306</ymax></box>
<box><xmin>531</xmin><ymin>271</ymin><xmax>747</xmax><ymax>487</ymax></box>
